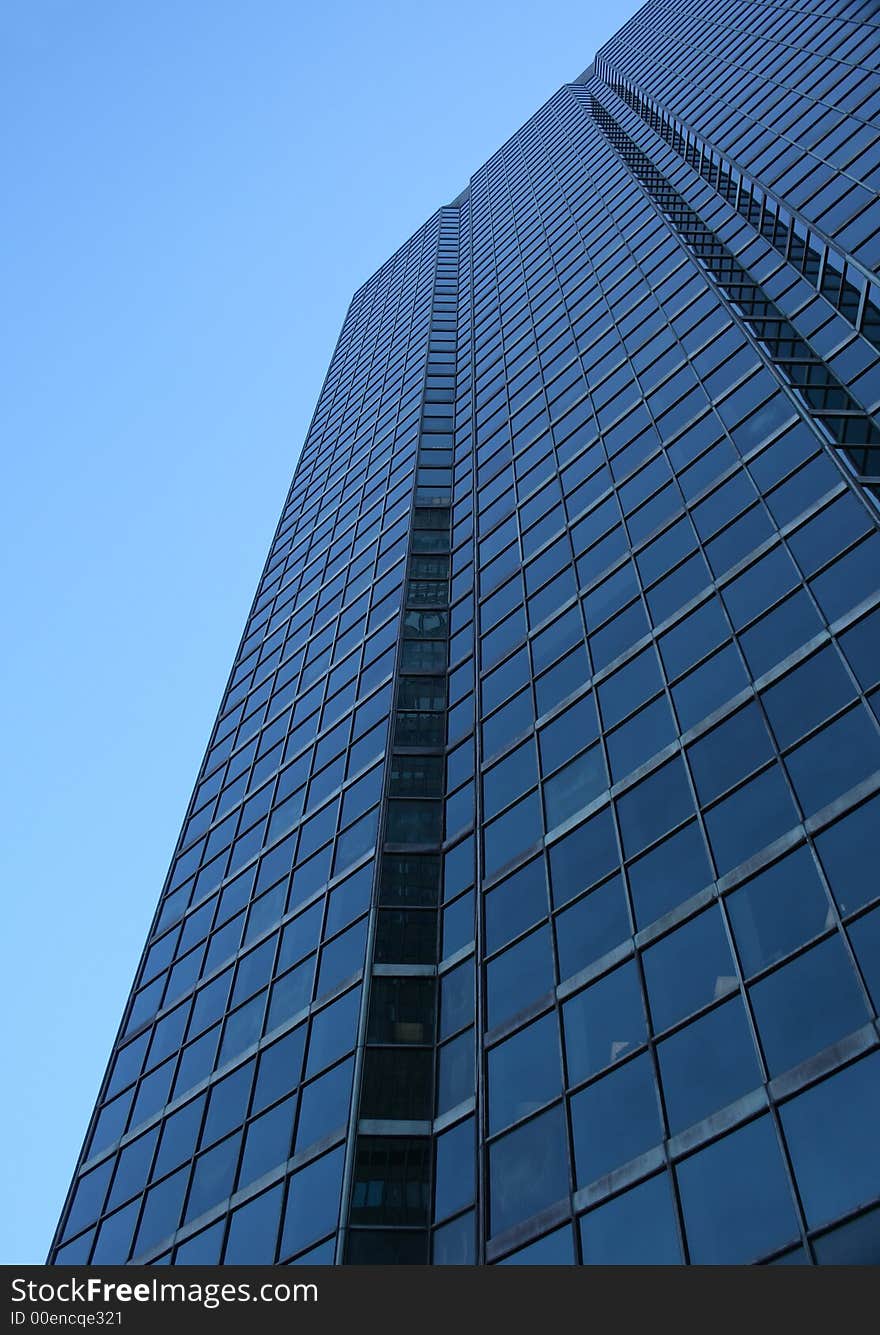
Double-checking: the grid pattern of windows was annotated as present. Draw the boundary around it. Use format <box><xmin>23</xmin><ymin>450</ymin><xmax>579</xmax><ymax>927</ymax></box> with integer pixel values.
<box><xmin>52</xmin><ymin>0</ymin><xmax>880</xmax><ymax>1268</ymax></box>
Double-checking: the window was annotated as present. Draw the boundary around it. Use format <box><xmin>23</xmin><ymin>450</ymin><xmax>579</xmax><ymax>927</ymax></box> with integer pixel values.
<box><xmin>580</xmin><ymin>1172</ymin><xmax>681</xmax><ymax>1265</ymax></box>
<box><xmin>489</xmin><ymin>1104</ymin><xmax>569</xmax><ymax>1237</ymax></box>
<box><xmin>676</xmin><ymin>1117</ymin><xmax>798</xmax><ymax>1264</ymax></box>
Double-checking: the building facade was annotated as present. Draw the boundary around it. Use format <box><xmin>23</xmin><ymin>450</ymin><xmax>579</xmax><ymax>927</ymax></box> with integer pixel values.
<box><xmin>51</xmin><ymin>0</ymin><xmax>880</xmax><ymax>1267</ymax></box>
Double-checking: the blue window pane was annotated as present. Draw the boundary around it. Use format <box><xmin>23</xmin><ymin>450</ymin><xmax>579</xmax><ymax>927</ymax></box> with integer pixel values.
<box><xmin>489</xmin><ymin>1104</ymin><xmax>569</xmax><ymax>1237</ymax></box>
<box><xmin>570</xmin><ymin>1053</ymin><xmax>663</xmax><ymax>1188</ymax></box>
<box><xmin>616</xmin><ymin>757</ymin><xmax>695</xmax><ymax>859</ymax></box>
<box><xmin>677</xmin><ymin>1117</ymin><xmax>798</xmax><ymax>1263</ymax></box>
<box><xmin>487</xmin><ymin>925</ymin><xmax>554</xmax><ymax>1030</ymax></box>
<box><xmin>761</xmin><ymin>646</ymin><xmax>854</xmax><ymax>750</ymax></box>
<box><xmin>839</xmin><ymin>607</ymin><xmax>880</xmax><ymax>692</ymax></box>
<box><xmin>280</xmin><ymin>1146</ymin><xmax>344</xmax><ymax>1258</ymax></box>
<box><xmin>627</xmin><ymin>820</ymin><xmax>713</xmax><ymax>929</ymax></box>
<box><xmin>672</xmin><ymin>643</ymin><xmax>748</xmax><ymax>733</ymax></box>
<box><xmin>174</xmin><ymin>1220</ymin><xmax>224</xmax><ymax>1263</ymax></box>
<box><xmin>185</xmin><ymin>1134</ymin><xmax>240</xmax><ymax>1223</ymax></box>
<box><xmin>483</xmin><ymin>739</ymin><xmax>538</xmax><ymax>820</ymax></box>
<box><xmin>815</xmin><ymin>795</ymin><xmax>880</xmax><ymax>915</ymax></box>
<box><xmin>607</xmin><ymin>695</ymin><xmax>676</xmax><ymax>783</ymax></box>
<box><xmin>433</xmin><ymin>1210</ymin><xmax>475</xmax><ymax>1264</ymax></box>
<box><xmin>535</xmin><ymin>644</ymin><xmax>590</xmax><ymax>716</ymax></box>
<box><xmin>252</xmin><ymin>1025</ymin><xmax>306</xmax><ymax>1113</ymax></box>
<box><xmin>810</xmin><ymin>531</ymin><xmax>880</xmax><ymax>624</ymax></box>
<box><xmin>489</xmin><ymin>1012</ymin><xmax>562</xmax><ymax>1132</ymax></box>
<box><xmin>498</xmin><ymin>1225</ymin><xmax>575</xmax><ymax>1265</ymax></box>
<box><xmin>305</xmin><ymin>986</ymin><xmax>360</xmax><ymax>1078</ymax></box>
<box><xmin>781</xmin><ymin>1053</ymin><xmax>880</xmax><ymax>1230</ymax></box>
<box><xmin>539</xmin><ymin>692</ymin><xmax>599</xmax><ymax>773</ymax></box>
<box><xmin>63</xmin><ymin>1159</ymin><xmax>113</xmax><ymax>1240</ymax></box>
<box><xmin>544</xmin><ymin>744</ymin><xmax>608</xmax><ymax>827</ymax></box>
<box><xmin>785</xmin><ymin>707</ymin><xmax>880</xmax><ymax>818</ymax></box>
<box><xmin>135</xmin><ymin>1164</ymin><xmax>189</xmax><ymax>1255</ymax></box>
<box><xmin>644</xmin><ymin>907</ymin><xmax>737</xmax><ymax>1032</ymax></box>
<box><xmin>598</xmin><ymin>647</ymin><xmax>663</xmax><ymax>728</ymax></box>
<box><xmin>223</xmin><ymin>1184</ymin><xmax>284</xmax><ymax>1264</ymax></box>
<box><xmin>238</xmin><ymin>1095</ymin><xmax>296</xmax><ymax>1188</ymax></box>
<box><xmin>434</xmin><ymin>1117</ymin><xmax>475</xmax><ymax>1222</ymax></box>
<box><xmin>548</xmin><ymin>806</ymin><xmax>619</xmax><ymax>907</ymax></box>
<box><xmin>658</xmin><ymin>998</ymin><xmax>760</xmax><ymax>1134</ymax></box>
<box><xmin>659</xmin><ymin>597</ymin><xmax>729</xmax><ymax>678</ymax></box>
<box><xmin>295</xmin><ymin>1057</ymin><xmax>353</xmax><ymax>1153</ymax></box>
<box><xmin>704</xmin><ymin>766</ymin><xmax>798</xmax><ymax>877</ymax></box>
<box><xmin>555</xmin><ymin>874</ymin><xmax>630</xmax><ymax>982</ymax></box>
<box><xmin>739</xmin><ymin>588</ymin><xmax>822</xmax><ymax>679</ymax></box>
<box><xmin>727</xmin><ymin>846</ymin><xmax>831</xmax><ymax>976</ymax></box>
<box><xmin>750</xmin><ymin>937</ymin><xmax>868</xmax><ymax>1077</ymax></box>
<box><xmin>813</xmin><ymin>1206</ymin><xmax>880</xmax><ymax>1265</ymax></box>
<box><xmin>91</xmin><ymin>1199</ymin><xmax>140</xmax><ymax>1264</ymax></box>
<box><xmin>849</xmin><ymin>907</ymin><xmax>880</xmax><ymax>1010</ymax></box>
<box><xmin>440</xmin><ymin>961</ymin><xmax>473</xmax><ymax>1038</ymax></box>
<box><xmin>107</xmin><ymin>1127</ymin><xmax>159</xmax><ymax>1211</ymax></box>
<box><xmin>484</xmin><ymin>857</ymin><xmax>548</xmax><ymax>954</ymax></box>
<box><xmin>484</xmin><ymin>790</ymin><xmax>543</xmax><ymax>880</ymax></box>
<box><xmin>563</xmin><ymin>961</ymin><xmax>646</xmax><ymax>1084</ymax></box>
<box><xmin>688</xmin><ymin>702</ymin><xmax>773</xmax><ymax>804</ymax></box>
<box><xmin>580</xmin><ymin>1172</ymin><xmax>682</xmax><ymax>1264</ymax></box>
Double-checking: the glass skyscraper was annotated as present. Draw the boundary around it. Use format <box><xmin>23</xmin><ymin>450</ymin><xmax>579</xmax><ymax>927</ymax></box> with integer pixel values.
<box><xmin>52</xmin><ymin>0</ymin><xmax>880</xmax><ymax>1267</ymax></box>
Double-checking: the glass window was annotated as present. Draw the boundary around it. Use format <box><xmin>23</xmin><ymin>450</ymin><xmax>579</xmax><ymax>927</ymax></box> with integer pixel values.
<box><xmin>238</xmin><ymin>1096</ymin><xmax>296</xmax><ymax>1188</ymax></box>
<box><xmin>812</xmin><ymin>1205</ymin><xmax>880</xmax><ymax>1266</ymax></box>
<box><xmin>781</xmin><ymin>1053</ymin><xmax>880</xmax><ymax>1231</ymax></box>
<box><xmin>489</xmin><ymin>1104</ymin><xmax>569</xmax><ymax>1238</ymax></box>
<box><xmin>785</xmin><ymin>707</ymin><xmax>880</xmax><ymax>818</ymax></box>
<box><xmin>617</xmin><ymin>757</ymin><xmax>694</xmax><ymax>859</ymax></box>
<box><xmin>727</xmin><ymin>846</ymin><xmax>831</xmax><ymax>976</ymax></box>
<box><xmin>549</xmin><ymin>806</ymin><xmax>618</xmax><ymax>907</ymax></box>
<box><xmin>295</xmin><ymin>1058</ymin><xmax>353</xmax><ymax>1153</ymax></box>
<box><xmin>704</xmin><ymin>765</ymin><xmax>798</xmax><ymax>877</ymax></box>
<box><xmin>688</xmin><ymin>702</ymin><xmax>773</xmax><ymax>804</ymax></box>
<box><xmin>607</xmin><ymin>695</ymin><xmax>676</xmax><ymax>782</ymax></box>
<box><xmin>436</xmin><ymin>1029</ymin><xmax>474</xmax><ymax>1116</ymax></box>
<box><xmin>570</xmin><ymin>1052</ymin><xmax>663</xmax><ymax>1188</ymax></box>
<box><xmin>627</xmin><ymin>820</ymin><xmax>713</xmax><ymax>929</ymax></box>
<box><xmin>184</xmin><ymin>1134</ymin><xmax>239</xmax><ymax>1224</ymax></box>
<box><xmin>849</xmin><ymin>907</ymin><xmax>880</xmax><ymax>1011</ymax></box>
<box><xmin>815</xmin><ymin>795</ymin><xmax>880</xmax><ymax>915</ymax></box>
<box><xmin>484</xmin><ymin>857</ymin><xmax>548</xmax><ymax>954</ymax></box>
<box><xmin>433</xmin><ymin>1211</ymin><xmax>475</xmax><ymax>1265</ymax></box>
<box><xmin>555</xmin><ymin>874</ymin><xmax>630</xmax><ymax>982</ymax></box>
<box><xmin>677</xmin><ymin>1117</ymin><xmax>798</xmax><ymax>1264</ymax></box>
<box><xmin>486</xmin><ymin>925</ymin><xmax>553</xmax><ymax>1030</ymax></box>
<box><xmin>580</xmin><ymin>1172</ymin><xmax>682</xmax><ymax>1265</ymax></box>
<box><xmin>483</xmin><ymin>740</ymin><xmax>538</xmax><ymax>819</ymax></box>
<box><xmin>544</xmin><ymin>744</ymin><xmax>608</xmax><ymax>828</ymax></box>
<box><xmin>434</xmin><ymin>1117</ymin><xmax>475</xmax><ymax>1223</ymax></box>
<box><xmin>563</xmin><ymin>960</ymin><xmax>645</xmax><ymax>1084</ymax></box>
<box><xmin>750</xmin><ymin>936</ymin><xmax>868</xmax><ymax>1076</ymax></box>
<box><xmin>440</xmin><ymin>961</ymin><xmax>473</xmax><ymax>1039</ymax></box>
<box><xmin>498</xmin><ymin>1225</ymin><xmax>575</xmax><ymax>1265</ymax></box>
<box><xmin>224</xmin><ymin>1184</ymin><xmax>283</xmax><ymax>1264</ymax></box>
<box><xmin>761</xmin><ymin>646</ymin><xmax>855</xmax><ymax>750</ymax></box>
<box><xmin>280</xmin><ymin>1145</ymin><xmax>344</xmax><ymax>1258</ymax></box>
<box><xmin>672</xmin><ymin>643</ymin><xmax>749</xmax><ymax>733</ymax></box>
<box><xmin>644</xmin><ymin>907</ymin><xmax>737</xmax><ymax>1032</ymax></box>
<box><xmin>658</xmin><ymin>998</ymin><xmax>761</xmax><ymax>1134</ymax></box>
<box><xmin>489</xmin><ymin>1012</ymin><xmax>562</xmax><ymax>1133</ymax></box>
<box><xmin>538</xmin><ymin>692</ymin><xmax>599</xmax><ymax>774</ymax></box>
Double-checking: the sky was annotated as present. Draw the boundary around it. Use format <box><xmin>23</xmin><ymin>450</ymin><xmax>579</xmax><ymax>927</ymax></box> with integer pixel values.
<box><xmin>0</xmin><ymin>0</ymin><xmax>643</xmax><ymax>1263</ymax></box>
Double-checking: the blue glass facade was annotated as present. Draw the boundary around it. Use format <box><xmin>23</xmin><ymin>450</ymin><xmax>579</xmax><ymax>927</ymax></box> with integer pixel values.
<box><xmin>52</xmin><ymin>0</ymin><xmax>880</xmax><ymax>1266</ymax></box>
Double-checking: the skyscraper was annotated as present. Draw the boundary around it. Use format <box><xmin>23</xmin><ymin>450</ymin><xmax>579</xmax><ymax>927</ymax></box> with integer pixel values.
<box><xmin>51</xmin><ymin>0</ymin><xmax>880</xmax><ymax>1267</ymax></box>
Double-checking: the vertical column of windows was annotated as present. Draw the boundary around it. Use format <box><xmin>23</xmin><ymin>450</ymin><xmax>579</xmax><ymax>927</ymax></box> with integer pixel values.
<box><xmin>344</xmin><ymin>211</ymin><xmax>470</xmax><ymax>1264</ymax></box>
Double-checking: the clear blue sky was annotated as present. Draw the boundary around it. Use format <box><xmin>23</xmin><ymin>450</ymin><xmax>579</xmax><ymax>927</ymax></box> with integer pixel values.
<box><xmin>0</xmin><ymin>0</ymin><xmax>641</xmax><ymax>1263</ymax></box>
